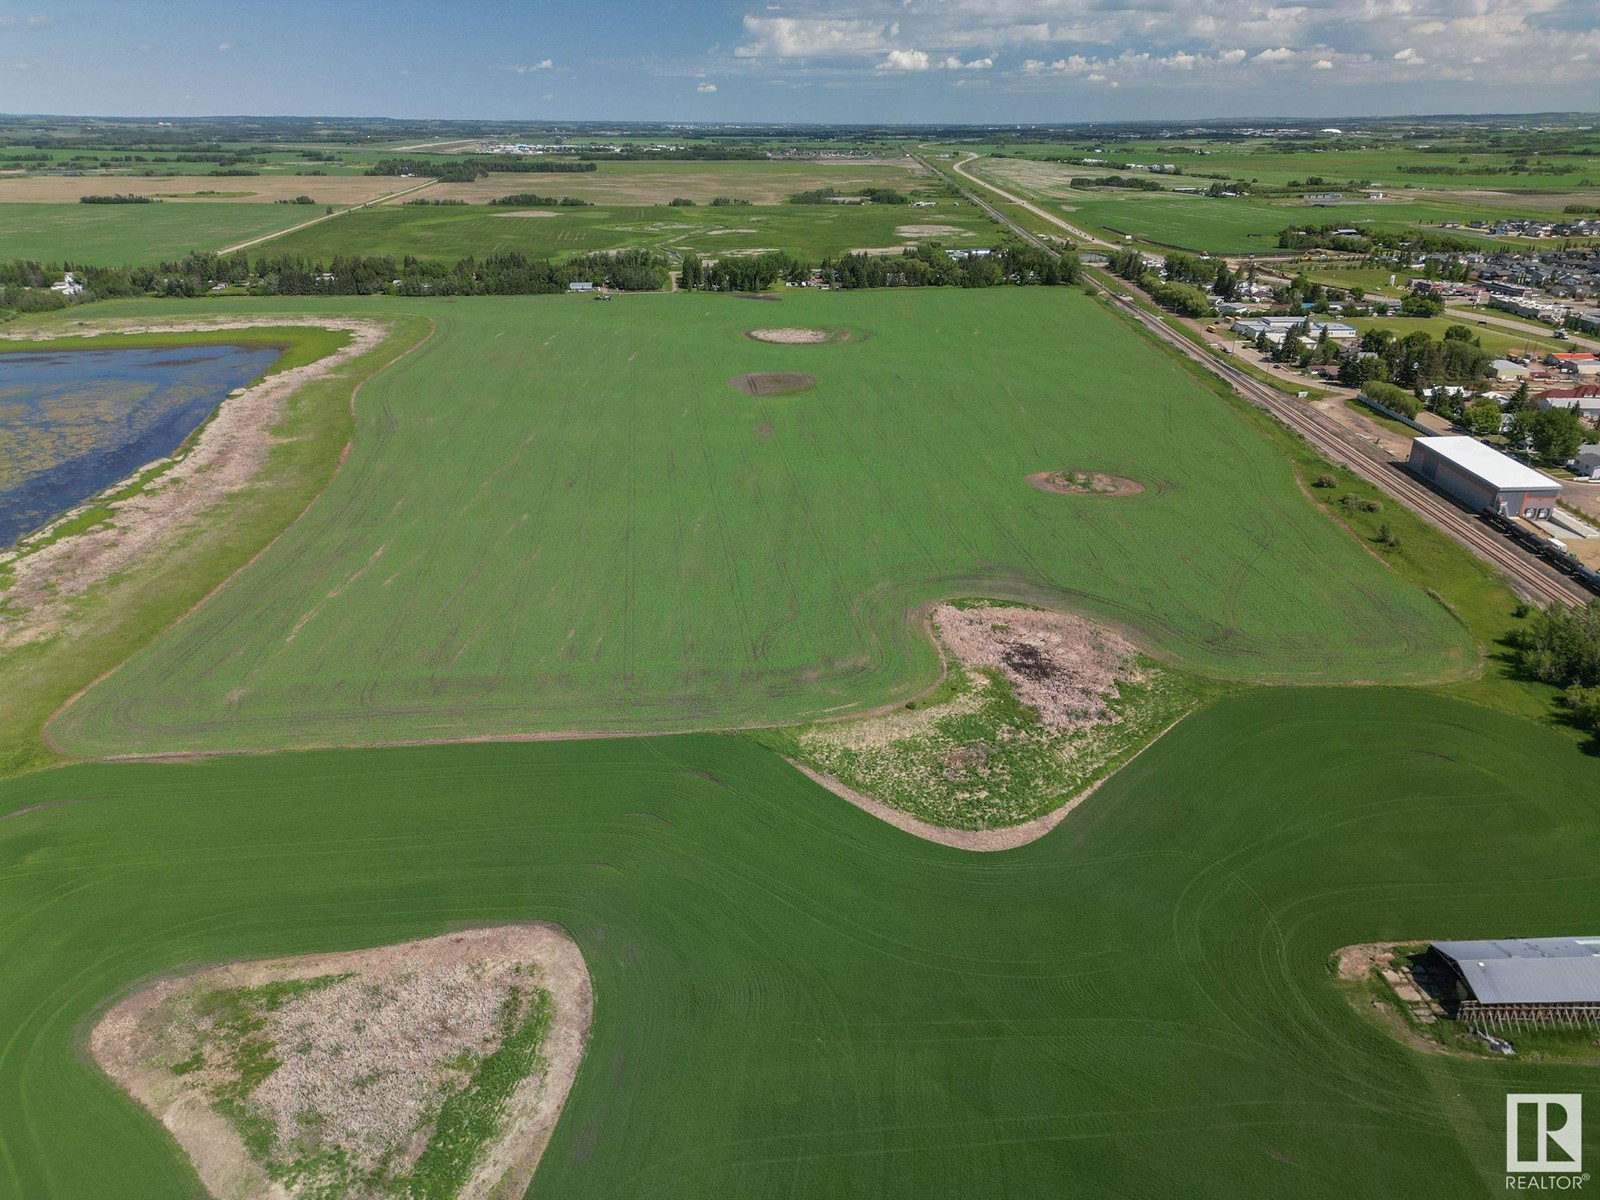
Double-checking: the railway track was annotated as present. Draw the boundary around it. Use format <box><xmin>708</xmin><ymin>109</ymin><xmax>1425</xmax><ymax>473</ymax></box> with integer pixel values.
<box><xmin>1103</xmin><ymin>292</ymin><xmax>1591</xmax><ymax>607</ymax></box>
<box><xmin>917</xmin><ymin>153</ymin><xmax>1592</xmax><ymax>608</ymax></box>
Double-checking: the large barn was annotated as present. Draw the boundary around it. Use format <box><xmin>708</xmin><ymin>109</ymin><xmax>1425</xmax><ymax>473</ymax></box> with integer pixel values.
<box><xmin>1428</xmin><ymin>936</ymin><xmax>1600</xmax><ymax>1028</ymax></box>
<box><xmin>1407</xmin><ymin>436</ymin><xmax>1562</xmax><ymax>519</ymax></box>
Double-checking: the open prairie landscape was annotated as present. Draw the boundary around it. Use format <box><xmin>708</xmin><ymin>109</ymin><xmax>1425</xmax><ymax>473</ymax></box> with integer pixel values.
<box><xmin>3</xmin><ymin>85</ymin><xmax>1600</xmax><ymax>1200</ymax></box>
<box><xmin>43</xmin><ymin>288</ymin><xmax>1471</xmax><ymax>756</ymax></box>
<box><xmin>3</xmin><ymin>689</ymin><xmax>1599</xmax><ymax>1198</ymax></box>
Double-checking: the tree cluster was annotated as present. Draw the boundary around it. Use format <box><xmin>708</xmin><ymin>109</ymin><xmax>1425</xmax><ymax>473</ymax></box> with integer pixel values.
<box><xmin>488</xmin><ymin>194</ymin><xmax>592</xmax><ymax>207</ymax></box>
<box><xmin>365</xmin><ymin>157</ymin><xmax>597</xmax><ymax>183</ymax></box>
<box><xmin>1514</xmin><ymin>601</ymin><xmax>1600</xmax><ymax>737</ymax></box>
<box><xmin>679</xmin><ymin>251</ymin><xmax>806</xmax><ymax>292</ymax></box>
<box><xmin>824</xmin><ymin>244</ymin><xmax>1081</xmax><ymax>289</ymax></box>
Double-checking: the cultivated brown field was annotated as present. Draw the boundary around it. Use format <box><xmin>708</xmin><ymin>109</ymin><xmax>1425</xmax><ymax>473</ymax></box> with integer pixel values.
<box><xmin>0</xmin><ymin>174</ymin><xmax>430</xmax><ymax>205</ymax></box>
<box><xmin>414</xmin><ymin>157</ymin><xmax>930</xmax><ymax>206</ymax></box>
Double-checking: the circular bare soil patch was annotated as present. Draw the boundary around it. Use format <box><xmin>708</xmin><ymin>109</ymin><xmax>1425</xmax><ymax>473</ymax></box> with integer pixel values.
<box><xmin>1026</xmin><ymin>470</ymin><xmax>1145</xmax><ymax>498</ymax></box>
<box><xmin>730</xmin><ymin>371</ymin><xmax>817</xmax><ymax>397</ymax></box>
<box><xmin>744</xmin><ymin>327</ymin><xmax>849</xmax><ymax>345</ymax></box>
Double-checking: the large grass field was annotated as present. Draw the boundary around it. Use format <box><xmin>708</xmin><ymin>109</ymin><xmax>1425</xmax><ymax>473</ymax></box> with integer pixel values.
<box><xmin>966</xmin><ymin>156</ymin><xmax>1554</xmax><ymax>253</ymax></box>
<box><xmin>255</xmin><ymin>199</ymin><xmax>995</xmax><ymax>261</ymax></box>
<box><xmin>48</xmin><ymin>289</ymin><xmax>1473</xmax><ymax>756</ymax></box>
<box><xmin>970</xmin><ymin>140</ymin><xmax>1600</xmax><ymax>192</ymax></box>
<box><xmin>4</xmin><ymin>688</ymin><xmax>1600</xmax><ymax>1198</ymax></box>
<box><xmin>0</xmin><ymin>202</ymin><xmax>321</xmax><ymax>264</ymax></box>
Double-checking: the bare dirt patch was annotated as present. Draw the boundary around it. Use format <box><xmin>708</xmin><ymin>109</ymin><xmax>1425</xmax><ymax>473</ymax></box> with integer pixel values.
<box><xmin>91</xmin><ymin>924</ymin><xmax>592</xmax><ymax>1200</ymax></box>
<box><xmin>894</xmin><ymin>224</ymin><xmax>969</xmax><ymax>237</ymax></box>
<box><xmin>728</xmin><ymin>371</ymin><xmax>816</xmax><ymax>397</ymax></box>
<box><xmin>0</xmin><ymin>318</ymin><xmax>390</xmax><ymax>648</ymax></box>
<box><xmin>744</xmin><ymin>327</ymin><xmax>847</xmax><ymax>345</ymax></box>
<box><xmin>791</xmin><ymin>603</ymin><xmax>1199</xmax><ymax>840</ymax></box>
<box><xmin>1026</xmin><ymin>470</ymin><xmax>1145</xmax><ymax>498</ymax></box>
<box><xmin>492</xmin><ymin>209</ymin><xmax>561</xmax><ymax>218</ymax></box>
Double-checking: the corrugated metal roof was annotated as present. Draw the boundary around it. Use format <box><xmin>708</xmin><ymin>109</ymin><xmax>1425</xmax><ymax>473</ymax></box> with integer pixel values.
<box><xmin>1433</xmin><ymin>937</ymin><xmax>1600</xmax><ymax>1004</ymax></box>
<box><xmin>1413</xmin><ymin>436</ymin><xmax>1562</xmax><ymax>494</ymax></box>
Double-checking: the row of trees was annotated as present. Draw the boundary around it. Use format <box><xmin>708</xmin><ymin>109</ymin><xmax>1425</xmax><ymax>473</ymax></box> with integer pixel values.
<box><xmin>789</xmin><ymin>186</ymin><xmax>909</xmax><ymax>205</ymax></box>
<box><xmin>365</xmin><ymin>157</ymin><xmax>597</xmax><ymax>183</ymax></box>
<box><xmin>824</xmin><ymin>244</ymin><xmax>1082</xmax><ymax>290</ymax></box>
<box><xmin>1277</xmin><ymin>223</ymin><xmax>1482</xmax><ymax>255</ymax></box>
<box><xmin>1331</xmin><ymin>324</ymin><xmax>1493</xmax><ymax>390</ymax></box>
<box><xmin>1105</xmin><ymin>248</ymin><xmax>1217</xmax><ymax>317</ymax></box>
<box><xmin>0</xmin><ymin>247</ymin><xmax>670</xmax><ymax>303</ymax></box>
<box><xmin>487</xmin><ymin>194</ymin><xmax>592</xmax><ymax>207</ymax></box>
<box><xmin>78</xmin><ymin>194</ymin><xmax>157</xmax><ymax>204</ymax></box>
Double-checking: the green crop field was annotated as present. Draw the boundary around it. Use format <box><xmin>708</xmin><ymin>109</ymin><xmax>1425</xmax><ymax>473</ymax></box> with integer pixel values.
<box><xmin>1056</xmin><ymin>192</ymin><xmax>1520</xmax><ymax>254</ymax></box>
<box><xmin>49</xmin><ymin>288</ymin><xmax>1473</xmax><ymax>756</ymax></box>
<box><xmin>252</xmin><ymin>200</ymin><xmax>995</xmax><ymax>261</ymax></box>
<box><xmin>971</xmin><ymin>140</ymin><xmax>1600</xmax><ymax>192</ymax></box>
<box><xmin>4</xmin><ymin>688</ymin><xmax>1599</xmax><ymax>1198</ymax></box>
<box><xmin>0</xmin><ymin>202</ymin><xmax>319</xmax><ymax>264</ymax></box>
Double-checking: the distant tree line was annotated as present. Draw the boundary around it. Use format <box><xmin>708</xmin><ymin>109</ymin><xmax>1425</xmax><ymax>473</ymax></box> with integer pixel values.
<box><xmin>488</xmin><ymin>194</ymin><xmax>593</xmax><ymax>207</ymax></box>
<box><xmin>824</xmin><ymin>244</ymin><xmax>1082</xmax><ymax>289</ymax></box>
<box><xmin>366</xmin><ymin>157</ymin><xmax>598</xmax><ymax>183</ymax></box>
<box><xmin>1070</xmin><ymin>175</ymin><xmax>1163</xmax><ymax>191</ymax></box>
<box><xmin>0</xmin><ymin>246</ymin><xmax>670</xmax><ymax>308</ymax></box>
<box><xmin>789</xmin><ymin>186</ymin><xmax>909</xmax><ymax>205</ymax></box>
<box><xmin>1277</xmin><ymin>223</ymin><xmax>1482</xmax><ymax>255</ymax></box>
<box><xmin>78</xmin><ymin>194</ymin><xmax>157</xmax><ymax>204</ymax></box>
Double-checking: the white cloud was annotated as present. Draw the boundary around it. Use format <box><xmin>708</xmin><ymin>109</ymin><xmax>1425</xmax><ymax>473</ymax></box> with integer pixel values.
<box><xmin>728</xmin><ymin>1</ymin><xmax>1598</xmax><ymax>92</ymax></box>
<box><xmin>697</xmin><ymin>81</ymin><xmax>719</xmax><ymax>92</ymax></box>
<box><xmin>736</xmin><ymin>16</ymin><xmax>890</xmax><ymax>57</ymax></box>
<box><xmin>508</xmin><ymin>59</ymin><xmax>554</xmax><ymax>74</ymax></box>
<box><xmin>876</xmin><ymin>48</ymin><xmax>931</xmax><ymax>70</ymax></box>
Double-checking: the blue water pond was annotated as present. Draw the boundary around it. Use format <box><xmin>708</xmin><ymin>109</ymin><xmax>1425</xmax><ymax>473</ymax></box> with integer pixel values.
<box><xmin>0</xmin><ymin>343</ymin><xmax>281</xmax><ymax>547</ymax></box>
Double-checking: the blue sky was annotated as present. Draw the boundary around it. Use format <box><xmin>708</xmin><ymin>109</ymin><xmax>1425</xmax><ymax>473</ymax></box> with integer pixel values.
<box><xmin>1</xmin><ymin>0</ymin><xmax>1595</xmax><ymax>122</ymax></box>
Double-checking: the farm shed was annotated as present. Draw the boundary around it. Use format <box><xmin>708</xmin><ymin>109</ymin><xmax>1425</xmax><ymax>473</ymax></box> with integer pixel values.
<box><xmin>1407</xmin><ymin>436</ymin><xmax>1561</xmax><ymax>519</ymax></box>
<box><xmin>1428</xmin><ymin>937</ymin><xmax>1600</xmax><ymax>1028</ymax></box>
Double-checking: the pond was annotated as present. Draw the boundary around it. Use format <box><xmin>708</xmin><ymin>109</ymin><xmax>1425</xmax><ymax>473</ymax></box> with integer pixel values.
<box><xmin>0</xmin><ymin>342</ymin><xmax>281</xmax><ymax>548</ymax></box>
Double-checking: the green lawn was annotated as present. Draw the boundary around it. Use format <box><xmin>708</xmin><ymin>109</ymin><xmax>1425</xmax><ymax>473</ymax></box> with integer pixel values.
<box><xmin>49</xmin><ymin>289</ymin><xmax>1473</xmax><ymax>755</ymax></box>
<box><xmin>4</xmin><ymin>688</ymin><xmax>1599</xmax><ymax>1198</ymax></box>
<box><xmin>255</xmin><ymin>200</ymin><xmax>995</xmax><ymax>261</ymax></box>
<box><xmin>0</xmin><ymin>203</ymin><xmax>319</xmax><ymax>264</ymax></box>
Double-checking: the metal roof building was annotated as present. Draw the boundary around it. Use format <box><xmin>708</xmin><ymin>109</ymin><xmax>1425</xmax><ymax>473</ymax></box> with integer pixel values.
<box><xmin>1408</xmin><ymin>436</ymin><xmax>1561</xmax><ymax>519</ymax></box>
<box><xmin>1431</xmin><ymin>937</ymin><xmax>1600</xmax><ymax>1005</ymax></box>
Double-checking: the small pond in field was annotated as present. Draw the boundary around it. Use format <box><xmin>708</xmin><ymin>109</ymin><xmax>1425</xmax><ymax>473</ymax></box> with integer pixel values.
<box><xmin>0</xmin><ymin>343</ymin><xmax>280</xmax><ymax>548</ymax></box>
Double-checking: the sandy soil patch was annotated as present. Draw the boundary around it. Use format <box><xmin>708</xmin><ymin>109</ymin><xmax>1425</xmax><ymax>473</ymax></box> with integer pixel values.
<box><xmin>492</xmin><ymin>209</ymin><xmax>561</xmax><ymax>218</ymax></box>
<box><xmin>91</xmin><ymin>924</ymin><xmax>592</xmax><ymax>1200</ymax></box>
<box><xmin>744</xmin><ymin>327</ymin><xmax>847</xmax><ymax>345</ymax></box>
<box><xmin>728</xmin><ymin>371</ymin><xmax>816</xmax><ymax>397</ymax></box>
<box><xmin>894</xmin><ymin>224</ymin><xmax>968</xmax><ymax>237</ymax></box>
<box><xmin>0</xmin><ymin>317</ymin><xmax>391</xmax><ymax>648</ymax></box>
<box><xmin>1026</xmin><ymin>470</ymin><xmax>1145</xmax><ymax>497</ymax></box>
